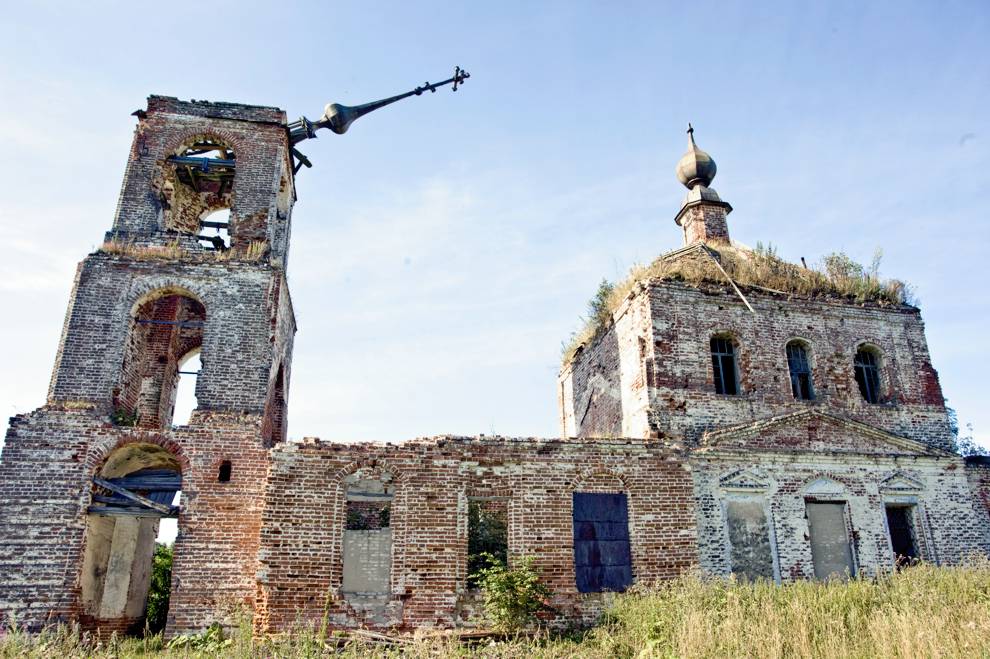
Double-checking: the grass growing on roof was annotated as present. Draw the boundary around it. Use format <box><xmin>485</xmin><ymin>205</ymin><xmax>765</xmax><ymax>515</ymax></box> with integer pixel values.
<box><xmin>562</xmin><ymin>243</ymin><xmax>915</xmax><ymax>365</ymax></box>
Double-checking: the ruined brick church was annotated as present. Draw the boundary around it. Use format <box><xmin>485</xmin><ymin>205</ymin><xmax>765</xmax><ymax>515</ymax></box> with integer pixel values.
<box><xmin>2</xmin><ymin>95</ymin><xmax>989</xmax><ymax>637</ymax></box>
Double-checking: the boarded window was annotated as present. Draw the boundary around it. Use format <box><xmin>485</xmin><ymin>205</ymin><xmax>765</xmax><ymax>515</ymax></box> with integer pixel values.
<box><xmin>572</xmin><ymin>492</ymin><xmax>632</xmax><ymax>593</ymax></box>
<box><xmin>725</xmin><ymin>498</ymin><xmax>775</xmax><ymax>580</ymax></box>
<box><xmin>806</xmin><ymin>501</ymin><xmax>856</xmax><ymax>580</ymax></box>
<box><xmin>885</xmin><ymin>505</ymin><xmax>919</xmax><ymax>566</ymax></box>
<box><xmin>854</xmin><ymin>348</ymin><xmax>881</xmax><ymax>404</ymax></box>
<box><xmin>786</xmin><ymin>341</ymin><xmax>814</xmax><ymax>400</ymax></box>
<box><xmin>711</xmin><ymin>337</ymin><xmax>739</xmax><ymax>395</ymax></box>
<box><xmin>467</xmin><ymin>499</ymin><xmax>508</xmax><ymax>587</ymax></box>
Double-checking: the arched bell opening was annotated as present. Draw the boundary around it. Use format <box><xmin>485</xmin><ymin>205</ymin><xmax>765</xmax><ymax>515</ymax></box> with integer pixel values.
<box><xmin>80</xmin><ymin>442</ymin><xmax>182</xmax><ymax>635</ymax></box>
<box><xmin>116</xmin><ymin>291</ymin><xmax>205</xmax><ymax>430</ymax></box>
<box><xmin>158</xmin><ymin>137</ymin><xmax>235</xmax><ymax>239</ymax></box>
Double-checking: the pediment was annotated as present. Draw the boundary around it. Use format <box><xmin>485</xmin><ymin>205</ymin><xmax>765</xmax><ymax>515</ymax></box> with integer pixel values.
<box><xmin>880</xmin><ymin>472</ymin><xmax>924</xmax><ymax>493</ymax></box>
<box><xmin>699</xmin><ymin>409</ymin><xmax>949</xmax><ymax>457</ymax></box>
<box><xmin>803</xmin><ymin>477</ymin><xmax>846</xmax><ymax>496</ymax></box>
<box><xmin>719</xmin><ymin>468</ymin><xmax>769</xmax><ymax>491</ymax></box>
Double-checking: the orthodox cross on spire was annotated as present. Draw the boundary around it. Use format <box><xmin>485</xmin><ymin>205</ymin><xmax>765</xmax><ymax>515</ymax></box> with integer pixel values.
<box><xmin>287</xmin><ymin>66</ymin><xmax>471</xmax><ymax>173</ymax></box>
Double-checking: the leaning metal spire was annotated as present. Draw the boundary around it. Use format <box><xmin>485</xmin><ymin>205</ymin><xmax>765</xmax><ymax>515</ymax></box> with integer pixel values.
<box><xmin>286</xmin><ymin>66</ymin><xmax>470</xmax><ymax>173</ymax></box>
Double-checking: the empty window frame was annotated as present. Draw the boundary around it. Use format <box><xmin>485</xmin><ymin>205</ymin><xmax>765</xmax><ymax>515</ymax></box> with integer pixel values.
<box><xmin>885</xmin><ymin>505</ymin><xmax>919</xmax><ymax>566</ymax></box>
<box><xmin>467</xmin><ymin>498</ymin><xmax>508</xmax><ymax>587</ymax></box>
<box><xmin>854</xmin><ymin>347</ymin><xmax>882</xmax><ymax>404</ymax></box>
<box><xmin>572</xmin><ymin>492</ymin><xmax>633</xmax><ymax>593</ymax></box>
<box><xmin>786</xmin><ymin>341</ymin><xmax>814</xmax><ymax>400</ymax></box>
<box><xmin>710</xmin><ymin>337</ymin><xmax>739</xmax><ymax>395</ymax></box>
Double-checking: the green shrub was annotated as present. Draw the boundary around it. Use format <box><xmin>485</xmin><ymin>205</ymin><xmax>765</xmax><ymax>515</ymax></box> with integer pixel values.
<box><xmin>166</xmin><ymin>622</ymin><xmax>232</xmax><ymax>653</ymax></box>
<box><xmin>472</xmin><ymin>553</ymin><xmax>553</xmax><ymax>633</ymax></box>
<box><xmin>145</xmin><ymin>543</ymin><xmax>172</xmax><ymax>634</ymax></box>
<box><xmin>110</xmin><ymin>407</ymin><xmax>139</xmax><ymax>427</ymax></box>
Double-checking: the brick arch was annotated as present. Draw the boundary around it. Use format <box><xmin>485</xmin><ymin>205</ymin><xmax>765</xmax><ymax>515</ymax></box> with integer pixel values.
<box><xmin>330</xmin><ymin>458</ymin><xmax>411</xmax><ymax>487</ymax></box>
<box><xmin>84</xmin><ymin>432</ymin><xmax>190</xmax><ymax>478</ymax></box>
<box><xmin>851</xmin><ymin>337</ymin><xmax>886</xmax><ymax>357</ymax></box>
<box><xmin>126</xmin><ymin>281</ymin><xmax>207</xmax><ymax>318</ymax></box>
<box><xmin>571</xmin><ymin>467</ymin><xmax>628</xmax><ymax>492</ymax></box>
<box><xmin>783</xmin><ymin>335</ymin><xmax>815</xmax><ymax>355</ymax></box>
<box><xmin>161</xmin><ymin>129</ymin><xmax>245</xmax><ymax>160</ymax></box>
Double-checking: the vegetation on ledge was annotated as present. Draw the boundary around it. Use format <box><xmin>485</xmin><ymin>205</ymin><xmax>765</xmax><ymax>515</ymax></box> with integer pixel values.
<box><xmin>98</xmin><ymin>239</ymin><xmax>268</xmax><ymax>263</ymax></box>
<box><xmin>562</xmin><ymin>243</ymin><xmax>915</xmax><ymax>365</ymax></box>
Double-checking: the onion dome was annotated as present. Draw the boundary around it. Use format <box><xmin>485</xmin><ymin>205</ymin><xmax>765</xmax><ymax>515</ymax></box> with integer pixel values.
<box><xmin>675</xmin><ymin>124</ymin><xmax>717</xmax><ymax>189</ymax></box>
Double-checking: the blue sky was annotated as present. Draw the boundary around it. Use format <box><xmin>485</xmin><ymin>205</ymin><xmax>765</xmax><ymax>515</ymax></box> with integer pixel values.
<box><xmin>1</xmin><ymin>0</ymin><xmax>988</xmax><ymax>448</ymax></box>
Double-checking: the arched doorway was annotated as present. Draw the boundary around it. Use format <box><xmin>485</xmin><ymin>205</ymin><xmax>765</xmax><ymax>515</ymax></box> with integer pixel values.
<box><xmin>80</xmin><ymin>443</ymin><xmax>182</xmax><ymax>633</ymax></box>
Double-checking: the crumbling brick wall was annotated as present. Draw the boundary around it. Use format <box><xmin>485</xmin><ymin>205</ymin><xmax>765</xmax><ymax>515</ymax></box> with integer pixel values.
<box><xmin>254</xmin><ymin>436</ymin><xmax>698</xmax><ymax>632</ymax></box>
<box><xmin>111</xmin><ymin>96</ymin><xmax>294</xmax><ymax>262</ymax></box>
<box><xmin>562</xmin><ymin>280</ymin><xmax>954</xmax><ymax>451</ymax></box>
<box><xmin>560</xmin><ymin>291</ymin><xmax>654</xmax><ymax>439</ymax></box>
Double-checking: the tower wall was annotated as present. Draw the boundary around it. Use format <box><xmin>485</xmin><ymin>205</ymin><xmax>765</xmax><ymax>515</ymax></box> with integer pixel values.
<box><xmin>0</xmin><ymin>97</ymin><xmax>296</xmax><ymax>635</ymax></box>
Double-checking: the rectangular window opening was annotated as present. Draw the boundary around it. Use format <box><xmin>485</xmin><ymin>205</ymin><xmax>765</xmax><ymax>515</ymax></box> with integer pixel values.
<box><xmin>885</xmin><ymin>505</ymin><xmax>919</xmax><ymax>567</ymax></box>
<box><xmin>467</xmin><ymin>498</ymin><xmax>508</xmax><ymax>588</ymax></box>
<box><xmin>711</xmin><ymin>338</ymin><xmax>739</xmax><ymax>395</ymax></box>
<box><xmin>573</xmin><ymin>492</ymin><xmax>633</xmax><ymax>593</ymax></box>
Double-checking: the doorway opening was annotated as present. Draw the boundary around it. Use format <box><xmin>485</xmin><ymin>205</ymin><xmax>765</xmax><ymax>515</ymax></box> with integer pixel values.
<box><xmin>81</xmin><ymin>443</ymin><xmax>181</xmax><ymax>634</ymax></box>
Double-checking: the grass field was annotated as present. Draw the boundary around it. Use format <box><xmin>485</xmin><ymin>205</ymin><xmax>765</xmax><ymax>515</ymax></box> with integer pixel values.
<box><xmin>3</xmin><ymin>560</ymin><xmax>990</xmax><ymax>658</ymax></box>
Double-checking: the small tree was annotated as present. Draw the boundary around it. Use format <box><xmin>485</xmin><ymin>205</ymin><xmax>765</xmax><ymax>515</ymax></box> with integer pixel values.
<box><xmin>948</xmin><ymin>406</ymin><xmax>988</xmax><ymax>457</ymax></box>
<box><xmin>587</xmin><ymin>278</ymin><xmax>614</xmax><ymax>330</ymax></box>
<box><xmin>472</xmin><ymin>553</ymin><xmax>553</xmax><ymax>633</ymax></box>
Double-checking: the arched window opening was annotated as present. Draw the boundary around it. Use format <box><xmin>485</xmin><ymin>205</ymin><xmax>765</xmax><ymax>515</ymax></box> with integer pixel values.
<box><xmin>786</xmin><ymin>341</ymin><xmax>815</xmax><ymax>400</ymax></box>
<box><xmin>197</xmin><ymin>207</ymin><xmax>230</xmax><ymax>251</ymax></box>
<box><xmin>710</xmin><ymin>336</ymin><xmax>739</xmax><ymax>395</ymax></box>
<box><xmin>81</xmin><ymin>443</ymin><xmax>181</xmax><ymax>634</ymax></box>
<box><xmin>172</xmin><ymin>350</ymin><xmax>200</xmax><ymax>427</ymax></box>
<box><xmin>159</xmin><ymin>138</ymin><xmax>235</xmax><ymax>237</ymax></box>
<box><xmin>117</xmin><ymin>292</ymin><xmax>205</xmax><ymax>429</ymax></box>
<box><xmin>854</xmin><ymin>346</ymin><xmax>882</xmax><ymax>404</ymax></box>
<box><xmin>263</xmin><ymin>365</ymin><xmax>287</xmax><ymax>446</ymax></box>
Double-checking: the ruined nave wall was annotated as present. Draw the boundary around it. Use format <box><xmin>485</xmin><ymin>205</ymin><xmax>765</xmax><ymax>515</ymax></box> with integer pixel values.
<box><xmin>255</xmin><ymin>436</ymin><xmax>697</xmax><ymax>632</ymax></box>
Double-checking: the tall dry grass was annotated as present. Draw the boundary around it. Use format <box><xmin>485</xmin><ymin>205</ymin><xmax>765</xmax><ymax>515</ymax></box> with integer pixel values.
<box><xmin>3</xmin><ymin>561</ymin><xmax>988</xmax><ymax>658</ymax></box>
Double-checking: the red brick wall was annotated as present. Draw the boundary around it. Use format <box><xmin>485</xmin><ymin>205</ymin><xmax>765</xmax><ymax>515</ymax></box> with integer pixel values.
<box><xmin>255</xmin><ymin>436</ymin><xmax>698</xmax><ymax>632</ymax></box>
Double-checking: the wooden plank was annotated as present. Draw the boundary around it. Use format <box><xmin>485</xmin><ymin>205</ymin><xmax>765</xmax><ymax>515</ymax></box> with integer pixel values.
<box><xmin>105</xmin><ymin>478</ymin><xmax>180</xmax><ymax>491</ymax></box>
<box><xmin>93</xmin><ymin>477</ymin><xmax>175</xmax><ymax>515</ymax></box>
<box><xmin>87</xmin><ymin>506</ymin><xmax>170</xmax><ymax>518</ymax></box>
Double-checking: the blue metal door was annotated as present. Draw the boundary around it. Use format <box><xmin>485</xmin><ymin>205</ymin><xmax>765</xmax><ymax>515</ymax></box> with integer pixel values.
<box><xmin>572</xmin><ymin>492</ymin><xmax>632</xmax><ymax>593</ymax></box>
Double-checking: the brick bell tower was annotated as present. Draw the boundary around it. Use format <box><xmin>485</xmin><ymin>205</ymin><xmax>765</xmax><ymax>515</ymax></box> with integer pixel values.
<box><xmin>0</xmin><ymin>97</ymin><xmax>297</xmax><ymax>635</ymax></box>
